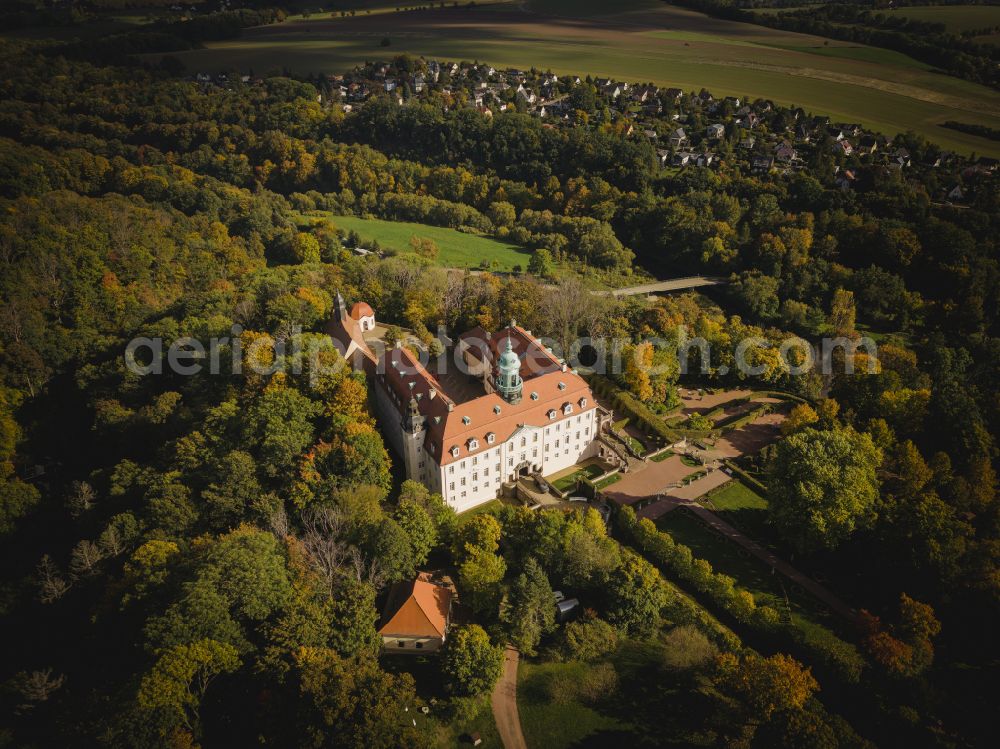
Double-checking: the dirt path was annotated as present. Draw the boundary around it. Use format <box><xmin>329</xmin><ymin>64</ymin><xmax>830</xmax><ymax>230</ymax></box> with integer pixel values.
<box><xmin>686</xmin><ymin>504</ymin><xmax>863</xmax><ymax>627</ymax></box>
<box><xmin>491</xmin><ymin>646</ymin><xmax>527</xmax><ymax>749</ymax></box>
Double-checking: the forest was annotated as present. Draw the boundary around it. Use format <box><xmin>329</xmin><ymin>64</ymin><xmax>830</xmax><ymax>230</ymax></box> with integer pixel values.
<box><xmin>0</xmin><ymin>26</ymin><xmax>998</xmax><ymax>749</ymax></box>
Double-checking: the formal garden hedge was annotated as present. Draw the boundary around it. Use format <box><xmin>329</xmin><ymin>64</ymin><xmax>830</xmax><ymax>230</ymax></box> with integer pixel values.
<box><xmin>618</xmin><ymin>506</ymin><xmax>865</xmax><ymax>683</ymax></box>
<box><xmin>590</xmin><ymin>376</ymin><xmax>678</xmax><ymax>444</ymax></box>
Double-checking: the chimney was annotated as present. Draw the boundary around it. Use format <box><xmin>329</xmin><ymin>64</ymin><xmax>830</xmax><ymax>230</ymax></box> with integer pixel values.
<box><xmin>429</xmin><ymin>387</ymin><xmax>437</xmax><ymax>400</ymax></box>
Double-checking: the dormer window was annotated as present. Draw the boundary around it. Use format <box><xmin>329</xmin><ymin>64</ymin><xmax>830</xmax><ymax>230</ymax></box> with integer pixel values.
<box><xmin>493</xmin><ymin>405</ymin><xmax>501</xmax><ymax>415</ymax></box>
<box><xmin>462</xmin><ymin>416</ymin><xmax>471</xmax><ymax>425</ymax></box>
<box><xmin>486</xmin><ymin>432</ymin><xmax>496</xmax><ymax>444</ymax></box>
<box><xmin>563</xmin><ymin>403</ymin><xmax>573</xmax><ymax>415</ymax></box>
<box><xmin>579</xmin><ymin>397</ymin><xmax>588</xmax><ymax>408</ymax></box>
<box><xmin>558</xmin><ymin>381</ymin><xmax>566</xmax><ymax>390</ymax></box>
<box><xmin>547</xmin><ymin>410</ymin><xmax>557</xmax><ymax>420</ymax></box>
<box><xmin>530</xmin><ymin>392</ymin><xmax>539</xmax><ymax>400</ymax></box>
<box><xmin>450</xmin><ymin>446</ymin><xmax>460</xmax><ymax>458</ymax></box>
<box><xmin>468</xmin><ymin>438</ymin><xmax>479</xmax><ymax>451</ymax></box>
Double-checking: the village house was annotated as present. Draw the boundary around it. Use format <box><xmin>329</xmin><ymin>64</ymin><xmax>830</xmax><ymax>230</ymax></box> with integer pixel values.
<box><xmin>378</xmin><ymin>572</ymin><xmax>453</xmax><ymax>653</ymax></box>
<box><xmin>832</xmin><ymin>139</ymin><xmax>854</xmax><ymax>157</ymax></box>
<box><xmin>775</xmin><ymin>142</ymin><xmax>798</xmax><ymax>163</ymax></box>
<box><xmin>752</xmin><ymin>155</ymin><xmax>775</xmax><ymax>174</ymax></box>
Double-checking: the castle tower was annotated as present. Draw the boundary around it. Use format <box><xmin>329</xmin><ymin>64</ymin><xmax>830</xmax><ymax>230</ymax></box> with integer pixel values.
<box><xmin>334</xmin><ymin>290</ymin><xmax>347</xmax><ymax>321</ymax></box>
<box><xmin>495</xmin><ymin>332</ymin><xmax>523</xmax><ymax>404</ymax></box>
<box><xmin>401</xmin><ymin>396</ymin><xmax>426</xmax><ymax>481</ymax></box>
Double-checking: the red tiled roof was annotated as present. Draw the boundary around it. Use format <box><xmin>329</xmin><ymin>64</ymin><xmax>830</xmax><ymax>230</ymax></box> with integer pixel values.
<box><xmin>326</xmin><ymin>313</ymin><xmax>375</xmax><ymax>365</ymax></box>
<box><xmin>350</xmin><ymin>301</ymin><xmax>374</xmax><ymax>320</ymax></box>
<box><xmin>378</xmin><ymin>572</ymin><xmax>452</xmax><ymax>638</ymax></box>
<box><xmin>377</xmin><ymin>325</ymin><xmax>594</xmax><ymax>466</ymax></box>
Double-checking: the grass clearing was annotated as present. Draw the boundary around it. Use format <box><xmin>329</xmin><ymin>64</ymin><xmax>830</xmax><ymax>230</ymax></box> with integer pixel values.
<box><xmin>151</xmin><ymin>3</ymin><xmax>1000</xmax><ymax>155</ymax></box>
<box><xmin>517</xmin><ymin>660</ymin><xmax>625</xmax><ymax>749</ymax></box>
<box><xmin>518</xmin><ymin>633</ymin><xmax>723</xmax><ymax>746</ymax></box>
<box><xmin>327</xmin><ymin>214</ymin><xmax>532</xmax><ymax>271</ymax></box>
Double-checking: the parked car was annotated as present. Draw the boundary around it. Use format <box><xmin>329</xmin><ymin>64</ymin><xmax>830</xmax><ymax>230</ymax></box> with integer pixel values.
<box><xmin>533</xmin><ymin>475</ymin><xmax>550</xmax><ymax>492</ymax></box>
<box><xmin>526</xmin><ymin>500</ymin><xmax>542</xmax><ymax>511</ymax></box>
<box><xmin>556</xmin><ymin>597</ymin><xmax>581</xmax><ymax>622</ymax></box>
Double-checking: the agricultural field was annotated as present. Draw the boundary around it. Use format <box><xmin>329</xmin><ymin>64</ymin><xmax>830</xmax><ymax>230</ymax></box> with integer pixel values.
<box><xmin>156</xmin><ymin>1</ymin><xmax>1000</xmax><ymax>155</ymax></box>
<box><xmin>319</xmin><ymin>214</ymin><xmax>533</xmax><ymax>271</ymax></box>
<box><xmin>886</xmin><ymin>4</ymin><xmax>1000</xmax><ymax>33</ymax></box>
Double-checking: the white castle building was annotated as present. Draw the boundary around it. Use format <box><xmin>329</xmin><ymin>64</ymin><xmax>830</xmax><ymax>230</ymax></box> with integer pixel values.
<box><xmin>329</xmin><ymin>294</ymin><xmax>607</xmax><ymax>512</ymax></box>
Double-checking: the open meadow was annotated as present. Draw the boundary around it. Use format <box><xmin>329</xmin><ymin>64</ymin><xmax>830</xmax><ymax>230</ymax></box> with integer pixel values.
<box><xmin>322</xmin><ymin>213</ymin><xmax>533</xmax><ymax>270</ymax></box>
<box><xmin>156</xmin><ymin>1</ymin><xmax>1000</xmax><ymax>155</ymax></box>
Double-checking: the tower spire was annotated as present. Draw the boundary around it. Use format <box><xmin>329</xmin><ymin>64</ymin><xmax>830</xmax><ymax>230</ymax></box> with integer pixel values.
<box><xmin>496</xmin><ymin>329</ymin><xmax>523</xmax><ymax>404</ymax></box>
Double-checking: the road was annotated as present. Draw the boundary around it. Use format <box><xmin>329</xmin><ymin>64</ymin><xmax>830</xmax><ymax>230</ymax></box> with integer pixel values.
<box><xmin>491</xmin><ymin>646</ymin><xmax>527</xmax><ymax>749</ymax></box>
<box><xmin>445</xmin><ymin>268</ymin><xmax>727</xmax><ymax>297</ymax></box>
<box><xmin>605</xmin><ymin>275</ymin><xmax>728</xmax><ymax>297</ymax></box>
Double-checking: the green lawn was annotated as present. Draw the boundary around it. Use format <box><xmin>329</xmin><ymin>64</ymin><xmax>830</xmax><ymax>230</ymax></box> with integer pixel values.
<box><xmin>518</xmin><ymin>660</ymin><xmax>625</xmax><ymax>749</ymax></box>
<box><xmin>703</xmin><ymin>480</ymin><xmax>768</xmax><ymax>512</ymax></box>
<box><xmin>703</xmin><ymin>480</ymin><xmax>770</xmax><ymax>538</ymax></box>
<box><xmin>152</xmin><ymin>2</ymin><xmax>1000</xmax><ymax>155</ymax></box>
<box><xmin>593</xmin><ymin>473</ymin><xmax>623</xmax><ymax>491</ymax></box>
<box><xmin>612</xmin><ymin>418</ymin><xmax>648</xmax><ymax>456</ymax></box>
<box><xmin>457</xmin><ymin>498</ymin><xmax>503</xmax><ymax>518</ymax></box>
<box><xmin>518</xmin><ymin>635</ymin><xmax>722</xmax><ymax>746</ymax></box>
<box><xmin>329</xmin><ymin>214</ymin><xmax>532</xmax><ymax>271</ymax></box>
<box><xmin>550</xmin><ymin>462</ymin><xmax>606</xmax><ymax>493</ymax></box>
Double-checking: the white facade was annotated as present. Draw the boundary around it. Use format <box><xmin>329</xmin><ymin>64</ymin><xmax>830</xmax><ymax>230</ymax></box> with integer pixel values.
<box><xmin>436</xmin><ymin>407</ymin><xmax>598</xmax><ymax>513</ymax></box>
<box><xmin>372</xmin><ymin>371</ymin><xmax>600</xmax><ymax>513</ymax></box>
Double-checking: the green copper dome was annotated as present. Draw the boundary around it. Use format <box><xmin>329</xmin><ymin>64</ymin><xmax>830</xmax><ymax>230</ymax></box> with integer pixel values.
<box><xmin>496</xmin><ymin>333</ymin><xmax>523</xmax><ymax>404</ymax></box>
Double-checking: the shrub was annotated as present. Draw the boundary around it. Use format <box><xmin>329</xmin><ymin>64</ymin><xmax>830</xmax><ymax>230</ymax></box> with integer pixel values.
<box><xmin>662</xmin><ymin>624</ymin><xmax>719</xmax><ymax>670</ymax></box>
<box><xmin>619</xmin><ymin>506</ymin><xmax>864</xmax><ymax>684</ymax></box>
<box><xmin>562</xmin><ymin>614</ymin><xmax>619</xmax><ymax>662</ymax></box>
<box><xmin>576</xmin><ymin>662</ymin><xmax>618</xmax><ymax>705</ymax></box>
